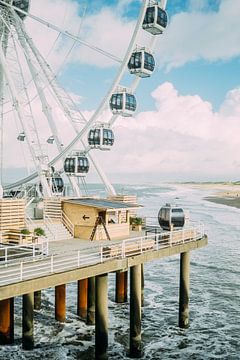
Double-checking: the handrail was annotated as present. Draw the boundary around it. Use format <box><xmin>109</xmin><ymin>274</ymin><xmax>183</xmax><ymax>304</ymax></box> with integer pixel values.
<box><xmin>0</xmin><ymin>239</ymin><xmax>48</xmax><ymax>264</ymax></box>
<box><xmin>0</xmin><ymin>225</ymin><xmax>205</xmax><ymax>287</ymax></box>
<box><xmin>43</xmin><ymin>214</ymin><xmax>56</xmax><ymax>240</ymax></box>
<box><xmin>62</xmin><ymin>211</ymin><xmax>74</xmax><ymax>236</ymax></box>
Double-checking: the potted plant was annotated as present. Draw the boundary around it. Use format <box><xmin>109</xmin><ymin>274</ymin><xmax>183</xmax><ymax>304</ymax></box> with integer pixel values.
<box><xmin>33</xmin><ymin>227</ymin><xmax>46</xmax><ymax>237</ymax></box>
<box><xmin>20</xmin><ymin>228</ymin><xmax>31</xmax><ymax>243</ymax></box>
<box><xmin>130</xmin><ymin>217</ymin><xmax>143</xmax><ymax>231</ymax></box>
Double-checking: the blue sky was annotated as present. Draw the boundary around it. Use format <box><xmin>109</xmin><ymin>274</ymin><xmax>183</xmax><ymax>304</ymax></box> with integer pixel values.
<box><xmin>57</xmin><ymin>0</ymin><xmax>240</xmax><ymax>113</ymax></box>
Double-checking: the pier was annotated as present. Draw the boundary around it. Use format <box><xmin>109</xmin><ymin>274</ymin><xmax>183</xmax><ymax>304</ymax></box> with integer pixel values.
<box><xmin>0</xmin><ymin>225</ymin><xmax>207</xmax><ymax>358</ymax></box>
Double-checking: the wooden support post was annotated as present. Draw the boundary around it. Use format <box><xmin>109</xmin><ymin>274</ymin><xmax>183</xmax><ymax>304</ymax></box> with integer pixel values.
<box><xmin>95</xmin><ymin>273</ymin><xmax>108</xmax><ymax>360</ymax></box>
<box><xmin>141</xmin><ymin>264</ymin><xmax>144</xmax><ymax>307</ymax></box>
<box><xmin>34</xmin><ymin>291</ymin><xmax>41</xmax><ymax>310</ymax></box>
<box><xmin>0</xmin><ymin>298</ymin><xmax>14</xmax><ymax>345</ymax></box>
<box><xmin>22</xmin><ymin>293</ymin><xmax>34</xmax><ymax>350</ymax></box>
<box><xmin>130</xmin><ymin>265</ymin><xmax>142</xmax><ymax>358</ymax></box>
<box><xmin>77</xmin><ymin>279</ymin><xmax>88</xmax><ymax>319</ymax></box>
<box><xmin>87</xmin><ymin>277</ymin><xmax>95</xmax><ymax>325</ymax></box>
<box><xmin>179</xmin><ymin>252</ymin><xmax>190</xmax><ymax>328</ymax></box>
<box><xmin>55</xmin><ymin>284</ymin><xmax>66</xmax><ymax>323</ymax></box>
<box><xmin>115</xmin><ymin>271</ymin><xmax>128</xmax><ymax>303</ymax></box>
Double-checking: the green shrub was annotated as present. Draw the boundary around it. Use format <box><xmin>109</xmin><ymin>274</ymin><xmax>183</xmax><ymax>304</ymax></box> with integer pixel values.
<box><xmin>20</xmin><ymin>228</ymin><xmax>31</xmax><ymax>235</ymax></box>
<box><xmin>34</xmin><ymin>227</ymin><xmax>45</xmax><ymax>237</ymax></box>
<box><xmin>130</xmin><ymin>217</ymin><xmax>143</xmax><ymax>225</ymax></box>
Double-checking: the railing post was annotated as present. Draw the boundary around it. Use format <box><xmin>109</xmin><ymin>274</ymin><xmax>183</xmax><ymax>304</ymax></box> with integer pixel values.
<box><xmin>182</xmin><ymin>229</ymin><xmax>184</xmax><ymax>243</ymax></box>
<box><xmin>100</xmin><ymin>246</ymin><xmax>103</xmax><ymax>263</ymax></box>
<box><xmin>4</xmin><ymin>247</ymin><xmax>7</xmax><ymax>263</ymax></box>
<box><xmin>51</xmin><ymin>255</ymin><xmax>54</xmax><ymax>273</ymax></box>
<box><xmin>122</xmin><ymin>241</ymin><xmax>125</xmax><ymax>258</ymax></box>
<box><xmin>170</xmin><ymin>231</ymin><xmax>172</xmax><ymax>247</ymax></box>
<box><xmin>33</xmin><ymin>245</ymin><xmax>35</xmax><ymax>259</ymax></box>
<box><xmin>140</xmin><ymin>237</ymin><xmax>143</xmax><ymax>254</ymax></box>
<box><xmin>77</xmin><ymin>250</ymin><xmax>80</xmax><ymax>267</ymax></box>
<box><xmin>20</xmin><ymin>262</ymin><xmax>23</xmax><ymax>281</ymax></box>
<box><xmin>156</xmin><ymin>235</ymin><xmax>159</xmax><ymax>251</ymax></box>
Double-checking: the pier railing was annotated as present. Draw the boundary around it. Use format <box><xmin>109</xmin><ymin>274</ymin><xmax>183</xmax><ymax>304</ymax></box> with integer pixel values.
<box><xmin>0</xmin><ymin>223</ymin><xmax>204</xmax><ymax>287</ymax></box>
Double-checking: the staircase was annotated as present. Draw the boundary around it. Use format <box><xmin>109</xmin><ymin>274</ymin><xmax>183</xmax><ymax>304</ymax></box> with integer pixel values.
<box><xmin>26</xmin><ymin>219</ymin><xmax>73</xmax><ymax>242</ymax></box>
<box><xmin>26</xmin><ymin>197</ymin><xmax>74</xmax><ymax>242</ymax></box>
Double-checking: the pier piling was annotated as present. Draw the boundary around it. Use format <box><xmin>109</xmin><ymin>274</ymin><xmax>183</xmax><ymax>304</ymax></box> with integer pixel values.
<box><xmin>77</xmin><ymin>279</ymin><xmax>88</xmax><ymax>319</ymax></box>
<box><xmin>0</xmin><ymin>298</ymin><xmax>14</xmax><ymax>345</ymax></box>
<box><xmin>179</xmin><ymin>252</ymin><xmax>190</xmax><ymax>328</ymax></box>
<box><xmin>130</xmin><ymin>264</ymin><xmax>142</xmax><ymax>358</ymax></box>
<box><xmin>34</xmin><ymin>291</ymin><xmax>41</xmax><ymax>310</ymax></box>
<box><xmin>95</xmin><ymin>273</ymin><xmax>108</xmax><ymax>360</ymax></box>
<box><xmin>141</xmin><ymin>264</ymin><xmax>144</xmax><ymax>307</ymax></box>
<box><xmin>87</xmin><ymin>277</ymin><xmax>95</xmax><ymax>325</ymax></box>
<box><xmin>55</xmin><ymin>284</ymin><xmax>66</xmax><ymax>322</ymax></box>
<box><xmin>22</xmin><ymin>293</ymin><xmax>34</xmax><ymax>350</ymax></box>
<box><xmin>115</xmin><ymin>271</ymin><xmax>128</xmax><ymax>303</ymax></box>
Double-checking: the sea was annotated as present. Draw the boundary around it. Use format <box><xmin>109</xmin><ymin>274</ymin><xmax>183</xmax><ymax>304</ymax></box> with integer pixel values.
<box><xmin>0</xmin><ymin>183</ymin><xmax>240</xmax><ymax>360</ymax></box>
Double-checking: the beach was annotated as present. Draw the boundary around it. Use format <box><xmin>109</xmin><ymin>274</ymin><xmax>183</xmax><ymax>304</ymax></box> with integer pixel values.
<box><xmin>181</xmin><ymin>183</ymin><xmax>240</xmax><ymax>209</ymax></box>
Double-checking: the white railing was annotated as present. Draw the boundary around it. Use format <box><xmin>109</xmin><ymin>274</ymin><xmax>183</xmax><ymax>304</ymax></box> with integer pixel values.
<box><xmin>43</xmin><ymin>214</ymin><xmax>56</xmax><ymax>240</ymax></box>
<box><xmin>0</xmin><ymin>225</ymin><xmax>205</xmax><ymax>287</ymax></box>
<box><xmin>62</xmin><ymin>211</ymin><xmax>74</xmax><ymax>236</ymax></box>
<box><xmin>0</xmin><ymin>240</ymin><xmax>48</xmax><ymax>265</ymax></box>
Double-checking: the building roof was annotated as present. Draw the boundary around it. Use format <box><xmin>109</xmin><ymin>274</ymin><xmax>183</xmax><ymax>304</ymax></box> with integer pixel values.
<box><xmin>63</xmin><ymin>198</ymin><xmax>142</xmax><ymax>211</ymax></box>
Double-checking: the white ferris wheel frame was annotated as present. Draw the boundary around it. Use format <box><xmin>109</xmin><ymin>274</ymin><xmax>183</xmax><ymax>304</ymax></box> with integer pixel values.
<box><xmin>0</xmin><ymin>0</ymin><xmax>168</xmax><ymax>198</ymax></box>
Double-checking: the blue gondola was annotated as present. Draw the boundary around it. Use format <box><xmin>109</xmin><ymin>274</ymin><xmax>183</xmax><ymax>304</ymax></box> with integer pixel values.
<box><xmin>142</xmin><ymin>3</ymin><xmax>168</xmax><ymax>35</ymax></box>
<box><xmin>128</xmin><ymin>48</ymin><xmax>155</xmax><ymax>77</ymax></box>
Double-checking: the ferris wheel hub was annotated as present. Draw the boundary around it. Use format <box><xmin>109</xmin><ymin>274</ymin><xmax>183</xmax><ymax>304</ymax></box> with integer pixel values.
<box><xmin>1</xmin><ymin>0</ymin><xmax>30</xmax><ymax>20</ymax></box>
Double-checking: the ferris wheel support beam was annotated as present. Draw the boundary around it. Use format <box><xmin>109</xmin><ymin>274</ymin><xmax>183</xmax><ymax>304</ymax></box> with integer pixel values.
<box><xmin>0</xmin><ymin>24</ymin><xmax>8</xmax><ymax>198</ymax></box>
<box><xmin>0</xmin><ymin>0</ymin><xmax>121</xmax><ymax>63</ymax></box>
<box><xmin>15</xmin><ymin>15</ymin><xmax>116</xmax><ymax>196</ymax></box>
<box><xmin>0</xmin><ymin>41</ymin><xmax>52</xmax><ymax>197</ymax></box>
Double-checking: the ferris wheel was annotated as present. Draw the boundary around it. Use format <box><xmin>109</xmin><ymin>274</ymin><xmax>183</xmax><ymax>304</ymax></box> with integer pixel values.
<box><xmin>0</xmin><ymin>0</ymin><xmax>168</xmax><ymax>199</ymax></box>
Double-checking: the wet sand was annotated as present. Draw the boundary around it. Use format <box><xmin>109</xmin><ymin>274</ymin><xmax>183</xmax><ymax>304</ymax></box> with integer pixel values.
<box><xmin>193</xmin><ymin>183</ymin><xmax>240</xmax><ymax>209</ymax></box>
<box><xmin>205</xmin><ymin>196</ymin><xmax>240</xmax><ymax>209</ymax></box>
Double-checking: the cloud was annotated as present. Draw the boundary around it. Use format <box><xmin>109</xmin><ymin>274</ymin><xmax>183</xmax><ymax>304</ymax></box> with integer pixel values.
<box><xmin>94</xmin><ymin>82</ymin><xmax>240</xmax><ymax>181</ymax></box>
<box><xmin>25</xmin><ymin>0</ymin><xmax>240</xmax><ymax>72</ymax></box>
<box><xmin>158</xmin><ymin>0</ymin><xmax>240</xmax><ymax>70</ymax></box>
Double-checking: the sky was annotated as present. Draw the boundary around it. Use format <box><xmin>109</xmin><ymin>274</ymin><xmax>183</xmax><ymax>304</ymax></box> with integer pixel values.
<box><xmin>2</xmin><ymin>0</ymin><xmax>240</xmax><ymax>184</ymax></box>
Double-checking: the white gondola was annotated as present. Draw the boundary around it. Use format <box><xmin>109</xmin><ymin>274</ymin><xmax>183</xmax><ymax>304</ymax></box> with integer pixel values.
<box><xmin>142</xmin><ymin>2</ymin><xmax>168</xmax><ymax>35</ymax></box>
<box><xmin>51</xmin><ymin>175</ymin><xmax>64</xmax><ymax>194</ymax></box>
<box><xmin>110</xmin><ymin>88</ymin><xmax>137</xmax><ymax>117</ymax></box>
<box><xmin>40</xmin><ymin>174</ymin><xmax>64</xmax><ymax>195</ymax></box>
<box><xmin>17</xmin><ymin>132</ymin><xmax>25</xmax><ymax>141</ymax></box>
<box><xmin>128</xmin><ymin>48</ymin><xmax>155</xmax><ymax>77</ymax></box>
<box><xmin>47</xmin><ymin>136</ymin><xmax>54</xmax><ymax>144</ymax></box>
<box><xmin>64</xmin><ymin>152</ymin><xmax>89</xmax><ymax>176</ymax></box>
<box><xmin>158</xmin><ymin>203</ymin><xmax>185</xmax><ymax>231</ymax></box>
<box><xmin>88</xmin><ymin>124</ymin><xmax>114</xmax><ymax>151</ymax></box>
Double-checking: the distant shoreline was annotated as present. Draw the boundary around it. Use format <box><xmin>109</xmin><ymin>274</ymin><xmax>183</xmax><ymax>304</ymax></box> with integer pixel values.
<box><xmin>204</xmin><ymin>196</ymin><xmax>240</xmax><ymax>209</ymax></box>
<box><xmin>178</xmin><ymin>182</ymin><xmax>240</xmax><ymax>210</ymax></box>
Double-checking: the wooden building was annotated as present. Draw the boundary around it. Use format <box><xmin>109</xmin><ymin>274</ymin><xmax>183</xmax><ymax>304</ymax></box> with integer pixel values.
<box><xmin>62</xmin><ymin>198</ymin><xmax>141</xmax><ymax>241</ymax></box>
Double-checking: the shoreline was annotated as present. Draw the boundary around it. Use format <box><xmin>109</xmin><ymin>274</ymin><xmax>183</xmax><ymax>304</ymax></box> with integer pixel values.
<box><xmin>204</xmin><ymin>196</ymin><xmax>240</xmax><ymax>209</ymax></box>
<box><xmin>178</xmin><ymin>182</ymin><xmax>240</xmax><ymax>210</ymax></box>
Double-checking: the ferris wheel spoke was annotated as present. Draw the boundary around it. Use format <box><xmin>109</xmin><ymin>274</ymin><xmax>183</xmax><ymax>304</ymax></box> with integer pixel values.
<box><xmin>2</xmin><ymin>0</ymin><xmax>169</xmax><ymax>197</ymax></box>
<box><xmin>0</xmin><ymin>0</ymin><xmax>122</xmax><ymax>63</ymax></box>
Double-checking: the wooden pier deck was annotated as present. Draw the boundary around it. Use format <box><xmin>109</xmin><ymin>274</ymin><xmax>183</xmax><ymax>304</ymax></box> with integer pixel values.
<box><xmin>0</xmin><ymin>225</ymin><xmax>207</xmax><ymax>301</ymax></box>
